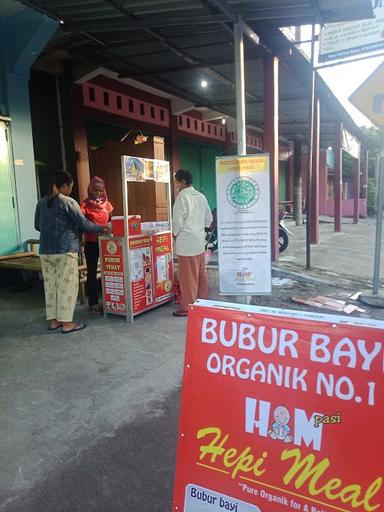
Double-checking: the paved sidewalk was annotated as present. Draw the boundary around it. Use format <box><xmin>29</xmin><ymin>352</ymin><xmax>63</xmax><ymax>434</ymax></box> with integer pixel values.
<box><xmin>0</xmin><ymin>284</ymin><xmax>185</xmax><ymax>512</ymax></box>
<box><xmin>278</xmin><ymin>216</ymin><xmax>381</xmax><ymax>286</ymax></box>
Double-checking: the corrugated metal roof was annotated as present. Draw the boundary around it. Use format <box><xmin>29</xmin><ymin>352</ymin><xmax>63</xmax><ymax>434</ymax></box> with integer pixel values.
<box><xmin>18</xmin><ymin>0</ymin><xmax>371</xmax><ymax>142</ymax></box>
<box><xmin>19</xmin><ymin>0</ymin><xmax>373</xmax><ymax>27</ymax></box>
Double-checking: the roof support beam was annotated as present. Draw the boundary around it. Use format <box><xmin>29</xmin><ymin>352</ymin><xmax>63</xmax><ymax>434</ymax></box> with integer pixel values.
<box><xmin>199</xmin><ymin>0</ymin><xmax>260</xmax><ymax>45</ymax></box>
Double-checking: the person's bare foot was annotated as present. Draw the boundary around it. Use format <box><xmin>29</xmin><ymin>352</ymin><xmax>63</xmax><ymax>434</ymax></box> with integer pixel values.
<box><xmin>48</xmin><ymin>320</ymin><xmax>62</xmax><ymax>331</ymax></box>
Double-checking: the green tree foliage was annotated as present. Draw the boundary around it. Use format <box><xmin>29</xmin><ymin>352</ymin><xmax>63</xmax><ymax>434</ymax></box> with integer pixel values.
<box><xmin>361</xmin><ymin>126</ymin><xmax>382</xmax><ymax>215</ymax></box>
<box><xmin>368</xmin><ymin>178</ymin><xmax>377</xmax><ymax>216</ymax></box>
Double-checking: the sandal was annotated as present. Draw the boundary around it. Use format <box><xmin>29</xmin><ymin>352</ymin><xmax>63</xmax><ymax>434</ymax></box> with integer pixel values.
<box><xmin>48</xmin><ymin>323</ymin><xmax>62</xmax><ymax>331</ymax></box>
<box><xmin>172</xmin><ymin>309</ymin><xmax>188</xmax><ymax>317</ymax></box>
<box><xmin>62</xmin><ymin>323</ymin><xmax>86</xmax><ymax>334</ymax></box>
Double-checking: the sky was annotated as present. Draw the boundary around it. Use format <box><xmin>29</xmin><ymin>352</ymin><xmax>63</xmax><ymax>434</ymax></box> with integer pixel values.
<box><xmin>318</xmin><ymin>54</ymin><xmax>384</xmax><ymax>128</ymax></box>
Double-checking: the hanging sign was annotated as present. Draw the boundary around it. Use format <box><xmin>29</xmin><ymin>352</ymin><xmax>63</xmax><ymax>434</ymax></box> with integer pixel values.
<box><xmin>122</xmin><ymin>155</ymin><xmax>170</xmax><ymax>182</ymax></box>
<box><xmin>216</xmin><ymin>154</ymin><xmax>271</xmax><ymax>295</ymax></box>
<box><xmin>342</xmin><ymin>129</ymin><xmax>361</xmax><ymax>159</ymax></box>
<box><xmin>349</xmin><ymin>61</ymin><xmax>384</xmax><ymax>129</ymax></box>
<box><xmin>319</xmin><ymin>2</ymin><xmax>384</xmax><ymax>62</ymax></box>
<box><xmin>173</xmin><ymin>300</ymin><xmax>384</xmax><ymax>512</ymax></box>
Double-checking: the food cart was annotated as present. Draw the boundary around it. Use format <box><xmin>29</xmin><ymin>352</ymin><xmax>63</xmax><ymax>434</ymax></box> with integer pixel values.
<box><xmin>99</xmin><ymin>155</ymin><xmax>173</xmax><ymax>322</ymax></box>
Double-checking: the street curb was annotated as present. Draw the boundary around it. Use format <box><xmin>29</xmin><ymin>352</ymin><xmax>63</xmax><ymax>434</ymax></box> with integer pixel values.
<box><xmin>271</xmin><ymin>266</ymin><xmax>336</xmax><ymax>286</ymax></box>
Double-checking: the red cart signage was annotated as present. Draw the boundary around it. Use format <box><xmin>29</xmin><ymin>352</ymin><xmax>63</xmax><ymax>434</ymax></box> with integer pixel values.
<box><xmin>129</xmin><ymin>235</ymin><xmax>154</xmax><ymax>314</ymax></box>
<box><xmin>152</xmin><ymin>231</ymin><xmax>173</xmax><ymax>305</ymax></box>
<box><xmin>100</xmin><ymin>237</ymin><xmax>127</xmax><ymax>314</ymax></box>
<box><xmin>173</xmin><ymin>301</ymin><xmax>384</xmax><ymax>512</ymax></box>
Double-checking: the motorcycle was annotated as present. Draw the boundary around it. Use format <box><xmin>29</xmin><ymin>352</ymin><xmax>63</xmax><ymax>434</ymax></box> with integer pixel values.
<box><xmin>205</xmin><ymin>208</ymin><xmax>218</xmax><ymax>252</ymax></box>
<box><xmin>279</xmin><ymin>209</ymin><xmax>293</xmax><ymax>253</ymax></box>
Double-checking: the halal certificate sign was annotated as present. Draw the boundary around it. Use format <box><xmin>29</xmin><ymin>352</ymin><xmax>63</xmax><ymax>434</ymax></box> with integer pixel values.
<box><xmin>216</xmin><ymin>154</ymin><xmax>271</xmax><ymax>295</ymax></box>
<box><xmin>226</xmin><ymin>176</ymin><xmax>260</xmax><ymax>209</ymax></box>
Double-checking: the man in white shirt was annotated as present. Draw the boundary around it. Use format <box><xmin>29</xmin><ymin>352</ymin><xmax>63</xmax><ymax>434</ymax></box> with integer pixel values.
<box><xmin>172</xmin><ymin>169</ymin><xmax>213</xmax><ymax>316</ymax></box>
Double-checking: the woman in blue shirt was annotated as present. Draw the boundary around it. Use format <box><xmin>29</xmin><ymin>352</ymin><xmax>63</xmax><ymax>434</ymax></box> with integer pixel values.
<box><xmin>35</xmin><ymin>171</ymin><xmax>110</xmax><ymax>333</ymax></box>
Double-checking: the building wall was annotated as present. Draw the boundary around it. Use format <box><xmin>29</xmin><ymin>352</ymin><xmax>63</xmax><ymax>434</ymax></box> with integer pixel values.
<box><xmin>301</xmin><ymin>150</ymin><xmax>367</xmax><ymax>218</ymax></box>
<box><xmin>0</xmin><ymin>8</ymin><xmax>57</xmax><ymax>251</ymax></box>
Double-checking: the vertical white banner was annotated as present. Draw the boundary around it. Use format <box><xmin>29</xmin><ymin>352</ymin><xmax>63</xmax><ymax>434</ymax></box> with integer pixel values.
<box><xmin>216</xmin><ymin>154</ymin><xmax>271</xmax><ymax>295</ymax></box>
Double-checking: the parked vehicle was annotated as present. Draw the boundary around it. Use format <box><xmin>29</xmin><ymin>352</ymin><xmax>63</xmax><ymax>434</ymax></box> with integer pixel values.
<box><xmin>205</xmin><ymin>208</ymin><xmax>218</xmax><ymax>252</ymax></box>
<box><xmin>279</xmin><ymin>209</ymin><xmax>293</xmax><ymax>253</ymax></box>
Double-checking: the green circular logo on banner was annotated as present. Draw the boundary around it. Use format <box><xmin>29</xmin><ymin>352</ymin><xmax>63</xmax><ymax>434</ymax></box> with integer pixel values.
<box><xmin>226</xmin><ymin>177</ymin><xmax>260</xmax><ymax>209</ymax></box>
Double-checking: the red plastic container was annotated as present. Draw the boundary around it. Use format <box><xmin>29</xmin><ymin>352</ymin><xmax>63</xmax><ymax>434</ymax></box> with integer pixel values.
<box><xmin>112</xmin><ymin>215</ymin><xmax>142</xmax><ymax>236</ymax></box>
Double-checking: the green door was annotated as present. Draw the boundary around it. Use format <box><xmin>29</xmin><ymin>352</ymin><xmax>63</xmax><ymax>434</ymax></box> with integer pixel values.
<box><xmin>200</xmin><ymin>145</ymin><xmax>220</xmax><ymax>209</ymax></box>
<box><xmin>0</xmin><ymin>122</ymin><xmax>20</xmax><ymax>255</ymax></box>
<box><xmin>179</xmin><ymin>140</ymin><xmax>222</xmax><ymax>209</ymax></box>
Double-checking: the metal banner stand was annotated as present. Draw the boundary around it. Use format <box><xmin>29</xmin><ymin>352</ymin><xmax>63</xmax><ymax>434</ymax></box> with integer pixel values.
<box><xmin>361</xmin><ymin>134</ymin><xmax>384</xmax><ymax>307</ymax></box>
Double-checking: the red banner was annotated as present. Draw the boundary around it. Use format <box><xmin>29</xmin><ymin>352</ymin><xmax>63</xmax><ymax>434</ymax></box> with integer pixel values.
<box><xmin>100</xmin><ymin>238</ymin><xmax>126</xmax><ymax>314</ymax></box>
<box><xmin>173</xmin><ymin>302</ymin><xmax>384</xmax><ymax>512</ymax></box>
<box><xmin>129</xmin><ymin>236</ymin><xmax>154</xmax><ymax>314</ymax></box>
<box><xmin>152</xmin><ymin>231</ymin><xmax>174</xmax><ymax>305</ymax></box>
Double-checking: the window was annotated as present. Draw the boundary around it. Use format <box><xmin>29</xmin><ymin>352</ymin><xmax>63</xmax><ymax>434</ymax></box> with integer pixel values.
<box><xmin>140</xmin><ymin>103</ymin><xmax>145</xmax><ymax>115</ymax></box>
<box><xmin>160</xmin><ymin>109</ymin><xmax>165</xmax><ymax>121</ymax></box>
<box><xmin>194</xmin><ymin>120</ymin><xmax>198</xmax><ymax>130</ymax></box>
<box><xmin>128</xmin><ymin>99</ymin><xmax>134</xmax><ymax>112</ymax></box>
<box><xmin>116</xmin><ymin>96</ymin><xmax>122</xmax><ymax>110</ymax></box>
<box><xmin>103</xmin><ymin>91</ymin><xmax>109</xmax><ymax>106</ymax></box>
<box><xmin>150</xmin><ymin>106</ymin><xmax>155</xmax><ymax>118</ymax></box>
<box><xmin>89</xmin><ymin>87</ymin><xmax>95</xmax><ymax>102</ymax></box>
<box><xmin>187</xmin><ymin>117</ymin><xmax>190</xmax><ymax>129</ymax></box>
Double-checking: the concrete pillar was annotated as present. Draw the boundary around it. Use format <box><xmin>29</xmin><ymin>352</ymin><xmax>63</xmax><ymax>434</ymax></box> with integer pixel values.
<box><xmin>288</xmin><ymin>151</ymin><xmax>294</xmax><ymax>205</ymax></box>
<box><xmin>72</xmin><ymin>85</ymin><xmax>90</xmax><ymax>203</ymax></box>
<box><xmin>334</xmin><ymin>122</ymin><xmax>343</xmax><ymax>232</ymax></box>
<box><xmin>293</xmin><ymin>140</ymin><xmax>303</xmax><ymax>225</ymax></box>
<box><xmin>170</xmin><ymin>114</ymin><xmax>180</xmax><ymax>200</ymax></box>
<box><xmin>0</xmin><ymin>8</ymin><xmax>58</xmax><ymax>246</ymax></box>
<box><xmin>310</xmin><ymin>96</ymin><xmax>320</xmax><ymax>244</ymax></box>
<box><xmin>353</xmin><ymin>153</ymin><xmax>361</xmax><ymax>224</ymax></box>
<box><xmin>263</xmin><ymin>56</ymin><xmax>279</xmax><ymax>261</ymax></box>
<box><xmin>362</xmin><ymin>149</ymin><xmax>369</xmax><ymax>199</ymax></box>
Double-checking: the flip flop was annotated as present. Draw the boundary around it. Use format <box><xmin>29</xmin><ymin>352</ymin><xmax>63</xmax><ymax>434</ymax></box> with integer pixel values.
<box><xmin>172</xmin><ymin>310</ymin><xmax>188</xmax><ymax>317</ymax></box>
<box><xmin>48</xmin><ymin>324</ymin><xmax>62</xmax><ymax>331</ymax></box>
<box><xmin>62</xmin><ymin>323</ymin><xmax>86</xmax><ymax>334</ymax></box>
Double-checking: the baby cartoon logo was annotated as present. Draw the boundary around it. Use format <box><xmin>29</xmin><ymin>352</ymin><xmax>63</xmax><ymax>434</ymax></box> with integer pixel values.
<box><xmin>245</xmin><ymin>397</ymin><xmax>324</xmax><ymax>451</ymax></box>
<box><xmin>268</xmin><ymin>405</ymin><xmax>293</xmax><ymax>443</ymax></box>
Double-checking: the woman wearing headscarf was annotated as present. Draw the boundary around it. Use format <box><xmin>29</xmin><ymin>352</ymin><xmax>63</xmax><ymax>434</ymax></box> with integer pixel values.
<box><xmin>35</xmin><ymin>171</ymin><xmax>110</xmax><ymax>333</ymax></box>
<box><xmin>81</xmin><ymin>176</ymin><xmax>114</xmax><ymax>314</ymax></box>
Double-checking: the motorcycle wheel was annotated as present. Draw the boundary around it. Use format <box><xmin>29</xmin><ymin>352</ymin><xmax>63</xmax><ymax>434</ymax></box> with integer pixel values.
<box><xmin>279</xmin><ymin>227</ymin><xmax>289</xmax><ymax>253</ymax></box>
